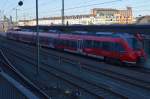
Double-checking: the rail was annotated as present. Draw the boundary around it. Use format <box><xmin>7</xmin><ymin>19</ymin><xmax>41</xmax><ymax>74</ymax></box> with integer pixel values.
<box><xmin>1</xmin><ymin>37</ymin><xmax>150</xmax><ymax>98</ymax></box>
<box><xmin>1</xmin><ymin>45</ymin><xmax>128</xmax><ymax>99</ymax></box>
<box><xmin>0</xmin><ymin>49</ymin><xmax>50</xmax><ymax>99</ymax></box>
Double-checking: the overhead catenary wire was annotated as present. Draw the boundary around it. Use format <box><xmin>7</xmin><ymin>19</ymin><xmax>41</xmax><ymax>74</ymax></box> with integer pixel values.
<box><xmin>22</xmin><ymin>0</ymin><xmax>122</xmax><ymax>13</ymax></box>
<box><xmin>4</xmin><ymin>0</ymin><xmax>150</xmax><ymax>21</ymax></box>
<box><xmin>17</xmin><ymin>0</ymin><xmax>122</xmax><ymax>20</ymax></box>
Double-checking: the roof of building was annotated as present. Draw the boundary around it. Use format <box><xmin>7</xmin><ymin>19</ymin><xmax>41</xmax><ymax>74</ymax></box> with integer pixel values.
<box><xmin>92</xmin><ymin>8</ymin><xmax>118</xmax><ymax>11</ymax></box>
<box><xmin>19</xmin><ymin>20</ymin><xmax>30</xmax><ymax>22</ymax></box>
<box><xmin>34</xmin><ymin>14</ymin><xmax>91</xmax><ymax>20</ymax></box>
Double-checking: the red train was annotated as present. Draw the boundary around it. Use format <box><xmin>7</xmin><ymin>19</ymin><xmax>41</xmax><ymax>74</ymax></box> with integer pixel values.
<box><xmin>3</xmin><ymin>29</ymin><xmax>146</xmax><ymax>65</ymax></box>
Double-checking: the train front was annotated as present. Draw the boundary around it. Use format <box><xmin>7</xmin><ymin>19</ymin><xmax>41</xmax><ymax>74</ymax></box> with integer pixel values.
<box><xmin>122</xmin><ymin>33</ymin><xmax>147</xmax><ymax>66</ymax></box>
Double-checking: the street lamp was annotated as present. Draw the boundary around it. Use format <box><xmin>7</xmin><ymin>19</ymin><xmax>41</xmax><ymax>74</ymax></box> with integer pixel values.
<box><xmin>14</xmin><ymin>1</ymin><xmax>23</xmax><ymax>26</ymax></box>
<box><xmin>18</xmin><ymin>1</ymin><xmax>23</xmax><ymax>6</ymax></box>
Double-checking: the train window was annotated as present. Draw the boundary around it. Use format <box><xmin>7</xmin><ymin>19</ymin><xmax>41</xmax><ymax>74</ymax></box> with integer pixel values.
<box><xmin>109</xmin><ymin>42</ymin><xmax>116</xmax><ymax>51</ymax></box>
<box><xmin>60</xmin><ymin>40</ymin><xmax>64</xmax><ymax>45</ymax></box>
<box><xmin>69</xmin><ymin>40</ymin><xmax>74</xmax><ymax>47</ymax></box>
<box><xmin>63</xmin><ymin>40</ymin><xmax>68</xmax><ymax>46</ymax></box>
<box><xmin>54</xmin><ymin>39</ymin><xmax>59</xmax><ymax>45</ymax></box>
<box><xmin>68</xmin><ymin>41</ymin><xmax>71</xmax><ymax>47</ymax></box>
<box><xmin>102</xmin><ymin>42</ymin><xmax>111</xmax><ymax>50</ymax></box>
<box><xmin>71</xmin><ymin>41</ymin><xmax>73</xmax><ymax>47</ymax></box>
<box><xmin>69</xmin><ymin>41</ymin><xmax>73</xmax><ymax>47</ymax></box>
<box><xmin>39</xmin><ymin>30</ymin><xmax>45</xmax><ymax>32</ymax></box>
<box><xmin>21</xmin><ymin>29</ymin><xmax>32</xmax><ymax>32</ymax></box>
<box><xmin>66</xmin><ymin>40</ymin><xmax>69</xmax><ymax>46</ymax></box>
<box><xmin>102</xmin><ymin>42</ymin><xmax>116</xmax><ymax>51</ymax></box>
<box><xmin>61</xmin><ymin>39</ymin><xmax>66</xmax><ymax>45</ymax></box>
<box><xmin>48</xmin><ymin>38</ymin><xmax>54</xmax><ymax>43</ymax></box>
<box><xmin>62</xmin><ymin>40</ymin><xmax>66</xmax><ymax>45</ymax></box>
<box><xmin>59</xmin><ymin>39</ymin><xmax>62</xmax><ymax>45</ymax></box>
<box><xmin>115</xmin><ymin>43</ymin><xmax>124</xmax><ymax>52</ymax></box>
<box><xmin>92</xmin><ymin>41</ymin><xmax>101</xmax><ymax>48</ymax></box>
<box><xmin>85</xmin><ymin>40</ymin><xmax>93</xmax><ymax>48</ymax></box>
<box><xmin>73</xmin><ymin>41</ymin><xmax>77</xmax><ymax>48</ymax></box>
<box><xmin>72</xmin><ymin>41</ymin><xmax>75</xmax><ymax>47</ymax></box>
<box><xmin>59</xmin><ymin>40</ymin><xmax>61</xmax><ymax>45</ymax></box>
<box><xmin>93</xmin><ymin>41</ymin><xmax>99</xmax><ymax>48</ymax></box>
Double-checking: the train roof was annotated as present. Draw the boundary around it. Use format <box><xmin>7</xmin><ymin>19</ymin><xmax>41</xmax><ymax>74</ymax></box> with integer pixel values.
<box><xmin>57</xmin><ymin>33</ymin><xmax>122</xmax><ymax>42</ymax></box>
<box><xmin>8</xmin><ymin>30</ymin><xmax>33</xmax><ymax>35</ymax></box>
<box><xmin>9</xmin><ymin>30</ymin><xmax>134</xmax><ymax>42</ymax></box>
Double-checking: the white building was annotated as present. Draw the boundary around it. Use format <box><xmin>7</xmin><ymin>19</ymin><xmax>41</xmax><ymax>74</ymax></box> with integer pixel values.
<box><xmin>18</xmin><ymin>7</ymin><xmax>133</xmax><ymax>26</ymax></box>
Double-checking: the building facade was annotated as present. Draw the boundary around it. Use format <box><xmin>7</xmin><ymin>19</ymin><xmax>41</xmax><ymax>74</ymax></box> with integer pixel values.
<box><xmin>136</xmin><ymin>16</ymin><xmax>150</xmax><ymax>24</ymax></box>
<box><xmin>18</xmin><ymin>7</ymin><xmax>133</xmax><ymax>26</ymax></box>
<box><xmin>91</xmin><ymin>7</ymin><xmax>132</xmax><ymax>24</ymax></box>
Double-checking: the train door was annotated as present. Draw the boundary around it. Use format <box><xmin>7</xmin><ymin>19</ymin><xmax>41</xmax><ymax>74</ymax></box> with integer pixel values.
<box><xmin>77</xmin><ymin>40</ymin><xmax>83</xmax><ymax>53</ymax></box>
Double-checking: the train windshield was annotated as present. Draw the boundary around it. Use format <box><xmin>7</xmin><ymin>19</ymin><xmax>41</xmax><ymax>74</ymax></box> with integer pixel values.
<box><xmin>127</xmin><ymin>38</ymin><xmax>143</xmax><ymax>50</ymax></box>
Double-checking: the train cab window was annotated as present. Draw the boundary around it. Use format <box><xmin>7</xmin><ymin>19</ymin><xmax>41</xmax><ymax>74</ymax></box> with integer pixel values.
<box><xmin>127</xmin><ymin>38</ymin><xmax>143</xmax><ymax>50</ymax></box>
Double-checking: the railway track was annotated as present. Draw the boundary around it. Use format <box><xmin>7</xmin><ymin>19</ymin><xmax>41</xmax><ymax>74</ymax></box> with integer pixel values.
<box><xmin>4</xmin><ymin>45</ymin><xmax>150</xmax><ymax>97</ymax></box>
<box><xmin>2</xmin><ymin>46</ymin><xmax>128</xmax><ymax>99</ymax></box>
<box><xmin>0</xmin><ymin>49</ymin><xmax>50</xmax><ymax>99</ymax></box>
<box><xmin>81</xmin><ymin>64</ymin><xmax>150</xmax><ymax>90</ymax></box>
<box><xmin>3</xmin><ymin>38</ymin><xmax>150</xmax><ymax>83</ymax></box>
<box><xmin>46</xmin><ymin>49</ymin><xmax>150</xmax><ymax>91</ymax></box>
<box><xmin>1</xmin><ymin>37</ymin><xmax>150</xmax><ymax>82</ymax></box>
<box><xmin>128</xmin><ymin>67</ymin><xmax>150</xmax><ymax>74</ymax></box>
<box><xmin>1</xmin><ymin>41</ymin><xmax>150</xmax><ymax>98</ymax></box>
<box><xmin>1</xmin><ymin>37</ymin><xmax>150</xmax><ymax>98</ymax></box>
<box><xmin>41</xmin><ymin>47</ymin><xmax>150</xmax><ymax>76</ymax></box>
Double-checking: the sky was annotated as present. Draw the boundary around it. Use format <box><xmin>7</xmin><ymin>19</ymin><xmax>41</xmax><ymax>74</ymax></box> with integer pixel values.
<box><xmin>0</xmin><ymin>0</ymin><xmax>150</xmax><ymax>20</ymax></box>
